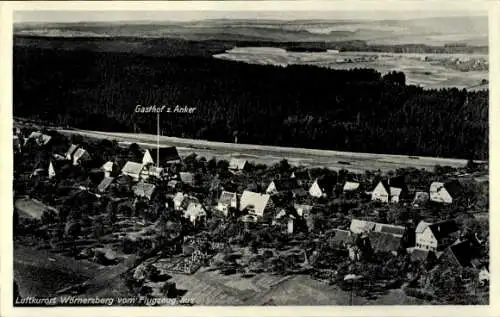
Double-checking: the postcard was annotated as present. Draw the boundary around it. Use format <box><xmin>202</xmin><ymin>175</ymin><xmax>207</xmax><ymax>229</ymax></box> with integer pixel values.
<box><xmin>1</xmin><ymin>1</ymin><xmax>498</xmax><ymax>316</ymax></box>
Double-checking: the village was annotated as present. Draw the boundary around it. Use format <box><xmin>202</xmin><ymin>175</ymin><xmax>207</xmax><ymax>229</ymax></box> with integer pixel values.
<box><xmin>13</xmin><ymin>125</ymin><xmax>489</xmax><ymax>305</ymax></box>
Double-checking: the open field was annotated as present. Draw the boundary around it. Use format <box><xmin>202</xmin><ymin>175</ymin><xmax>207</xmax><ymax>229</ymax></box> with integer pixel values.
<box><xmin>14</xmin><ymin>245</ymin><xmax>103</xmax><ymax>298</ymax></box>
<box><xmin>214</xmin><ymin>48</ymin><xmax>488</xmax><ymax>90</ymax></box>
<box><xmin>57</xmin><ymin>129</ymin><xmax>475</xmax><ymax>173</ymax></box>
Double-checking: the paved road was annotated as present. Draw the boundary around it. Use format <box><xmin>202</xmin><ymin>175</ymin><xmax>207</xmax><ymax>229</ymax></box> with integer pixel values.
<box><xmin>58</xmin><ymin>129</ymin><xmax>472</xmax><ymax>173</ymax></box>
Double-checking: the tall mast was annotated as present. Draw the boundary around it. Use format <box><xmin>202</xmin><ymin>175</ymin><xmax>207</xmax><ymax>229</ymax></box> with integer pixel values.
<box><xmin>157</xmin><ymin>111</ymin><xmax>160</xmax><ymax>168</ymax></box>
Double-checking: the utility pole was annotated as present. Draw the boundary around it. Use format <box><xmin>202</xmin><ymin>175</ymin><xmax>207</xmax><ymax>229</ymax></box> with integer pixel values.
<box><xmin>157</xmin><ymin>112</ymin><xmax>160</xmax><ymax>168</ymax></box>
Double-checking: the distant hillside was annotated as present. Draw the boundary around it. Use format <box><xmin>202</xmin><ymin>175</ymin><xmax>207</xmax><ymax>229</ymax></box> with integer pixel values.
<box><xmin>14</xmin><ymin>16</ymin><xmax>488</xmax><ymax>46</ymax></box>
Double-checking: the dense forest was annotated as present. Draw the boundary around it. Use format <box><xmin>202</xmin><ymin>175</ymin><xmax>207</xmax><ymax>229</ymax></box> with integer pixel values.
<box><xmin>13</xmin><ymin>44</ymin><xmax>488</xmax><ymax>160</ymax></box>
<box><xmin>15</xmin><ymin>36</ymin><xmax>488</xmax><ymax>57</ymax></box>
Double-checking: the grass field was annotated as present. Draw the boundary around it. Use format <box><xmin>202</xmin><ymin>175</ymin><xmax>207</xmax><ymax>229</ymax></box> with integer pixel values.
<box><xmin>58</xmin><ymin>129</ymin><xmax>473</xmax><ymax>173</ymax></box>
<box><xmin>214</xmin><ymin>48</ymin><xmax>488</xmax><ymax>90</ymax></box>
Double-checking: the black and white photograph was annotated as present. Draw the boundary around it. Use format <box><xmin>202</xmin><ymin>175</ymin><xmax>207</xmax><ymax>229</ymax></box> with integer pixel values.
<box><xmin>3</xmin><ymin>0</ymin><xmax>495</xmax><ymax>311</ymax></box>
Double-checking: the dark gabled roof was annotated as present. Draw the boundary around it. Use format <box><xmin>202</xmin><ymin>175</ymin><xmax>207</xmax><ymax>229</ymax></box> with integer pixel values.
<box><xmin>272</xmin><ymin>178</ymin><xmax>301</xmax><ymax>191</ymax></box>
<box><xmin>115</xmin><ymin>174</ymin><xmax>135</xmax><ymax>185</ymax></box>
<box><xmin>368</xmin><ymin>231</ymin><xmax>403</xmax><ymax>253</ymax></box>
<box><xmin>315</xmin><ymin>176</ymin><xmax>336</xmax><ymax>194</ymax></box>
<box><xmin>388</xmin><ymin>175</ymin><xmax>407</xmax><ymax>189</ymax></box>
<box><xmin>447</xmin><ymin>240</ymin><xmax>480</xmax><ymax>267</ymax></box>
<box><xmin>444</xmin><ymin>180</ymin><xmax>463</xmax><ymax>198</ymax></box>
<box><xmin>379</xmin><ymin>175</ymin><xmax>407</xmax><ymax>193</ymax></box>
<box><xmin>149</xmin><ymin>147</ymin><xmax>181</xmax><ymax>164</ymax></box>
<box><xmin>291</xmin><ymin>170</ymin><xmax>313</xmax><ymax>180</ymax></box>
<box><xmin>429</xmin><ymin>220</ymin><xmax>460</xmax><ymax>240</ymax></box>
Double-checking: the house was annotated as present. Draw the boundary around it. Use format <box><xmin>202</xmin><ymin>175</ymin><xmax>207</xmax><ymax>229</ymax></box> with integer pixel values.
<box><xmin>429</xmin><ymin>180</ymin><xmax>463</xmax><ymax>204</ymax></box>
<box><xmin>290</xmin><ymin>170</ymin><xmax>314</xmax><ymax>186</ymax></box>
<box><xmin>65</xmin><ymin>144</ymin><xmax>80</xmax><ymax>160</ymax></box>
<box><xmin>141</xmin><ymin>165</ymin><xmax>165</xmax><ymax>179</ymax></box>
<box><xmin>349</xmin><ymin>219</ymin><xmax>376</xmax><ymax>234</ymax></box>
<box><xmin>308</xmin><ymin>177</ymin><xmax>336</xmax><ymax>198</ymax></box>
<box><xmin>239</xmin><ymin>191</ymin><xmax>272</xmax><ymax>218</ymax></box>
<box><xmin>142</xmin><ymin>147</ymin><xmax>181</xmax><ymax>166</ymax></box>
<box><xmin>371</xmin><ymin>176</ymin><xmax>407</xmax><ymax>203</ymax></box>
<box><xmin>179</xmin><ymin>172</ymin><xmax>194</xmax><ymax>186</ymax></box>
<box><xmin>373</xmin><ymin>223</ymin><xmax>406</xmax><ymax>238</ymax></box>
<box><xmin>101</xmin><ymin>161</ymin><xmax>119</xmax><ymax>178</ymax></box>
<box><xmin>293</xmin><ymin>204</ymin><xmax>313</xmax><ymax>218</ymax></box>
<box><xmin>121</xmin><ymin>161</ymin><xmax>145</xmax><ymax>181</ymax></box>
<box><xmin>25</xmin><ymin>131</ymin><xmax>52</xmax><ymax>146</ymax></box>
<box><xmin>31</xmin><ymin>151</ymin><xmax>54</xmax><ymax>178</ymax></box>
<box><xmin>367</xmin><ymin>231</ymin><xmax>403</xmax><ymax>254</ymax></box>
<box><xmin>412</xmin><ymin>191</ymin><xmax>430</xmax><ymax>206</ymax></box>
<box><xmin>343</xmin><ymin>181</ymin><xmax>360</xmax><ymax>192</ymax></box>
<box><xmin>441</xmin><ymin>239</ymin><xmax>482</xmax><ymax>268</ymax></box>
<box><xmin>216</xmin><ymin>191</ymin><xmax>238</xmax><ymax>216</ymax></box>
<box><xmin>48</xmin><ymin>161</ymin><xmax>56</xmax><ymax>179</ymax></box>
<box><xmin>173</xmin><ymin>192</ymin><xmax>186</xmax><ymax>211</ymax></box>
<box><xmin>97</xmin><ymin>177</ymin><xmax>115</xmax><ymax>193</ymax></box>
<box><xmin>73</xmin><ymin>148</ymin><xmax>91</xmax><ymax>165</ymax></box>
<box><xmin>266</xmin><ymin>178</ymin><xmax>304</xmax><ymax>196</ymax></box>
<box><xmin>329</xmin><ymin>229</ymin><xmax>355</xmax><ymax>249</ymax></box>
<box><xmin>115</xmin><ymin>174</ymin><xmax>135</xmax><ymax>187</ymax></box>
<box><xmin>132</xmin><ymin>180</ymin><xmax>158</xmax><ymax>200</ymax></box>
<box><xmin>229</xmin><ymin>158</ymin><xmax>247</xmax><ymax>171</ymax></box>
<box><xmin>184</xmin><ymin>203</ymin><xmax>206</xmax><ymax>226</ymax></box>
<box><xmin>415</xmin><ymin>220</ymin><xmax>460</xmax><ymax>251</ymax></box>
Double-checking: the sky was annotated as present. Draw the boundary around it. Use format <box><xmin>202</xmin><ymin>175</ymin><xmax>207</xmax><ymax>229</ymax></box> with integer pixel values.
<box><xmin>13</xmin><ymin>1</ymin><xmax>489</xmax><ymax>23</ymax></box>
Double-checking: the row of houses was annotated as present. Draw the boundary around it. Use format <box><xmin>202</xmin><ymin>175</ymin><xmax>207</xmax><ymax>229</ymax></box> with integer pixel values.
<box><xmin>330</xmin><ymin>218</ymin><xmax>486</xmax><ymax>274</ymax></box>
<box><xmin>247</xmin><ymin>173</ymin><xmax>463</xmax><ymax>205</ymax></box>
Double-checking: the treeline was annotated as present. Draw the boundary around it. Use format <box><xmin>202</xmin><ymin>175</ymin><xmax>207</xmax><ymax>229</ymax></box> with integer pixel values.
<box><xmin>15</xmin><ymin>35</ymin><xmax>488</xmax><ymax>57</ymax></box>
<box><xmin>13</xmin><ymin>46</ymin><xmax>488</xmax><ymax>159</ymax></box>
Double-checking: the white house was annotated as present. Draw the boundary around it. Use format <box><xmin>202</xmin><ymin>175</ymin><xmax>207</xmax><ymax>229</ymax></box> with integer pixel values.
<box><xmin>184</xmin><ymin>203</ymin><xmax>206</xmax><ymax>226</ymax></box>
<box><xmin>308</xmin><ymin>178</ymin><xmax>335</xmax><ymax>198</ymax></box>
<box><xmin>229</xmin><ymin>158</ymin><xmax>247</xmax><ymax>171</ymax></box>
<box><xmin>266</xmin><ymin>178</ymin><xmax>305</xmax><ymax>197</ymax></box>
<box><xmin>101</xmin><ymin>161</ymin><xmax>118</xmax><ymax>178</ymax></box>
<box><xmin>121</xmin><ymin>161</ymin><xmax>145</xmax><ymax>181</ymax></box>
<box><xmin>48</xmin><ymin>161</ymin><xmax>56</xmax><ymax>179</ymax></box>
<box><xmin>415</xmin><ymin>220</ymin><xmax>460</xmax><ymax>251</ymax></box>
<box><xmin>65</xmin><ymin>144</ymin><xmax>79</xmax><ymax>160</ymax></box>
<box><xmin>141</xmin><ymin>165</ymin><xmax>165</xmax><ymax>179</ymax></box>
<box><xmin>239</xmin><ymin>191</ymin><xmax>272</xmax><ymax>218</ymax></box>
<box><xmin>216</xmin><ymin>191</ymin><xmax>238</xmax><ymax>216</ymax></box>
<box><xmin>343</xmin><ymin>181</ymin><xmax>360</xmax><ymax>192</ymax></box>
<box><xmin>371</xmin><ymin>177</ymin><xmax>407</xmax><ymax>203</ymax></box>
<box><xmin>26</xmin><ymin>131</ymin><xmax>52</xmax><ymax>146</ymax></box>
<box><xmin>142</xmin><ymin>149</ymin><xmax>155</xmax><ymax>165</ymax></box>
<box><xmin>349</xmin><ymin>219</ymin><xmax>376</xmax><ymax>235</ymax></box>
<box><xmin>173</xmin><ymin>192</ymin><xmax>186</xmax><ymax>211</ymax></box>
<box><xmin>71</xmin><ymin>148</ymin><xmax>91</xmax><ymax>166</ymax></box>
<box><xmin>143</xmin><ymin>147</ymin><xmax>182</xmax><ymax>166</ymax></box>
<box><xmin>429</xmin><ymin>180</ymin><xmax>463</xmax><ymax>204</ymax></box>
